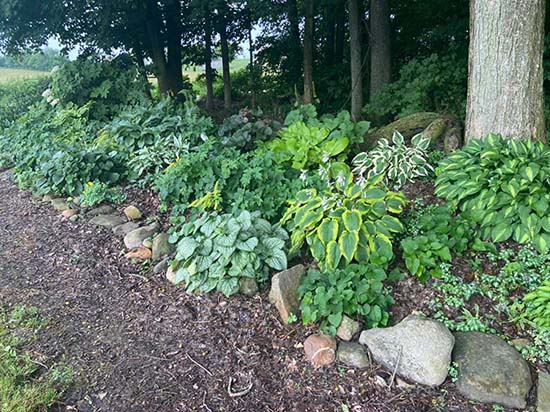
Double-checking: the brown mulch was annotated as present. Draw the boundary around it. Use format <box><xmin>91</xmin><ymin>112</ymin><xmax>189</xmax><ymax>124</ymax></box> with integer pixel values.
<box><xmin>0</xmin><ymin>172</ymin><xmax>516</xmax><ymax>412</ymax></box>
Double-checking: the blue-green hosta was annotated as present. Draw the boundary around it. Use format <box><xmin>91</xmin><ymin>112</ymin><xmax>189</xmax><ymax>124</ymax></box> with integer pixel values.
<box><xmin>435</xmin><ymin>134</ymin><xmax>550</xmax><ymax>252</ymax></box>
<box><xmin>281</xmin><ymin>171</ymin><xmax>406</xmax><ymax>270</ymax></box>
<box><xmin>169</xmin><ymin>210</ymin><xmax>289</xmax><ymax>297</ymax></box>
<box><xmin>352</xmin><ymin>131</ymin><xmax>432</xmax><ymax>190</ymax></box>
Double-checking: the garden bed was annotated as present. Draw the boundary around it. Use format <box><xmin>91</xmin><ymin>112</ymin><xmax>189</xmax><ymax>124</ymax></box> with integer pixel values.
<box><xmin>0</xmin><ymin>171</ymin><xmax>523</xmax><ymax>412</ymax></box>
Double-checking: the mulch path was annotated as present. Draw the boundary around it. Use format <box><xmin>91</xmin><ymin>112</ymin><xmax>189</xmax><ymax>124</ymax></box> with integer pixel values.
<box><xmin>0</xmin><ymin>172</ymin><xmax>513</xmax><ymax>412</ymax></box>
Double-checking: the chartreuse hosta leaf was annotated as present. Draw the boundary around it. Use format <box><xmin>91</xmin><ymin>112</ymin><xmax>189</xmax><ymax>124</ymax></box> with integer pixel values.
<box><xmin>436</xmin><ymin>134</ymin><xmax>550</xmax><ymax>252</ymax></box>
<box><xmin>282</xmin><ymin>179</ymin><xmax>406</xmax><ymax>270</ymax></box>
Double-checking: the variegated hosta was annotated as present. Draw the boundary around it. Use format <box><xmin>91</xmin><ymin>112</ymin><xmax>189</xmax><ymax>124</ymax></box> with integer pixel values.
<box><xmin>280</xmin><ymin>173</ymin><xmax>406</xmax><ymax>270</ymax></box>
<box><xmin>435</xmin><ymin>133</ymin><xmax>550</xmax><ymax>252</ymax></box>
<box><xmin>352</xmin><ymin>131</ymin><xmax>432</xmax><ymax>189</ymax></box>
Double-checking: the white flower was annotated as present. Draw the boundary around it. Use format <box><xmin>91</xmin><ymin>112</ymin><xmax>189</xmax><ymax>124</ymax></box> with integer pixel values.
<box><xmin>336</xmin><ymin>172</ymin><xmax>346</xmax><ymax>187</ymax></box>
<box><xmin>299</xmin><ymin>169</ymin><xmax>308</xmax><ymax>181</ymax></box>
<box><xmin>200</xmin><ymin>133</ymin><xmax>208</xmax><ymax>142</ymax></box>
<box><xmin>50</xmin><ymin>99</ymin><xmax>59</xmax><ymax>107</ymax></box>
<box><xmin>322</xmin><ymin>152</ymin><xmax>331</xmax><ymax>163</ymax></box>
<box><xmin>42</xmin><ymin>89</ymin><xmax>52</xmax><ymax>98</ymax></box>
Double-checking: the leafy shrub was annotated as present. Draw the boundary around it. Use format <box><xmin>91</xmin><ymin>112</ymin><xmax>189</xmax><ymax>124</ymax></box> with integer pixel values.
<box><xmin>400</xmin><ymin>204</ymin><xmax>485</xmax><ymax>281</ymax></box>
<box><xmin>0</xmin><ymin>77</ymin><xmax>50</xmax><ymax>126</ymax></box>
<box><xmin>352</xmin><ymin>131</ymin><xmax>433</xmax><ymax>189</ymax></box>
<box><xmin>299</xmin><ymin>264</ymin><xmax>394</xmax><ymax>335</ymax></box>
<box><xmin>169</xmin><ymin>210</ymin><xmax>288</xmax><ymax>297</ymax></box>
<box><xmin>218</xmin><ymin>108</ymin><xmax>282</xmax><ymax>151</ymax></box>
<box><xmin>98</xmin><ymin>97</ymin><xmax>214</xmax><ymax>183</ymax></box>
<box><xmin>268</xmin><ymin>122</ymin><xmax>349</xmax><ymax>170</ymax></box>
<box><xmin>284</xmin><ymin>104</ymin><xmax>370</xmax><ymax>145</ymax></box>
<box><xmin>281</xmin><ymin>171</ymin><xmax>406</xmax><ymax>270</ymax></box>
<box><xmin>49</xmin><ymin>55</ymin><xmax>148</xmax><ymax>120</ymax></box>
<box><xmin>435</xmin><ymin>134</ymin><xmax>550</xmax><ymax>252</ymax></box>
<box><xmin>366</xmin><ymin>52</ymin><xmax>467</xmax><ymax>121</ymax></box>
<box><xmin>80</xmin><ymin>181</ymin><xmax>126</xmax><ymax>207</ymax></box>
<box><xmin>156</xmin><ymin>143</ymin><xmax>306</xmax><ymax>221</ymax></box>
<box><xmin>522</xmin><ymin>281</ymin><xmax>550</xmax><ymax>329</ymax></box>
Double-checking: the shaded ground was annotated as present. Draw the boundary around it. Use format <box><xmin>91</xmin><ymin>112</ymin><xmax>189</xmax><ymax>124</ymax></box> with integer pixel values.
<box><xmin>0</xmin><ymin>172</ymin><xmax>514</xmax><ymax>412</ymax></box>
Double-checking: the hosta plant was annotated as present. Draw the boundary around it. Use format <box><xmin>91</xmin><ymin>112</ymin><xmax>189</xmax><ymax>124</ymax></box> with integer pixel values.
<box><xmin>169</xmin><ymin>210</ymin><xmax>288</xmax><ymax>297</ymax></box>
<box><xmin>435</xmin><ymin>134</ymin><xmax>550</xmax><ymax>252</ymax></box>
<box><xmin>267</xmin><ymin>122</ymin><xmax>349</xmax><ymax>170</ymax></box>
<box><xmin>281</xmin><ymin>172</ymin><xmax>406</xmax><ymax>270</ymax></box>
<box><xmin>523</xmin><ymin>280</ymin><xmax>550</xmax><ymax>329</ymax></box>
<box><xmin>352</xmin><ymin>131</ymin><xmax>432</xmax><ymax>189</ymax></box>
<box><xmin>298</xmin><ymin>264</ymin><xmax>394</xmax><ymax>335</ymax></box>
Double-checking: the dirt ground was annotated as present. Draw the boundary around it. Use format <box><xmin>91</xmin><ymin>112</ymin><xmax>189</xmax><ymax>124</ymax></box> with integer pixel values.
<box><xmin>0</xmin><ymin>172</ymin><xmax>519</xmax><ymax>412</ymax></box>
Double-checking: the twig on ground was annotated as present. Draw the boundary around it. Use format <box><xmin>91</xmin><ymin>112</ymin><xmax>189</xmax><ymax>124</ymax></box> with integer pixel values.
<box><xmin>388</xmin><ymin>346</ymin><xmax>402</xmax><ymax>391</ymax></box>
<box><xmin>201</xmin><ymin>391</ymin><xmax>212</xmax><ymax>412</ymax></box>
<box><xmin>227</xmin><ymin>377</ymin><xmax>253</xmax><ymax>398</ymax></box>
<box><xmin>186</xmin><ymin>353</ymin><xmax>213</xmax><ymax>376</ymax></box>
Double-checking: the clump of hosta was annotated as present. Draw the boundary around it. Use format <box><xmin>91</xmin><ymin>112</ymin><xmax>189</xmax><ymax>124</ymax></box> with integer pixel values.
<box><xmin>352</xmin><ymin>131</ymin><xmax>432</xmax><ymax>189</ymax></box>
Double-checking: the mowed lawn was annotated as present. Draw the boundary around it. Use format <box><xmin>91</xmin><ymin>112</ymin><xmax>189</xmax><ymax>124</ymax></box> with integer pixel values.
<box><xmin>0</xmin><ymin>68</ymin><xmax>49</xmax><ymax>84</ymax></box>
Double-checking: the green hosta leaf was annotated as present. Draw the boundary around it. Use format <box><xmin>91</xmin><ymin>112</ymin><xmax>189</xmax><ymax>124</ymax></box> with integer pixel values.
<box><xmin>363</xmin><ymin>187</ymin><xmax>386</xmax><ymax>201</ymax></box>
<box><xmin>326</xmin><ymin>240</ymin><xmax>342</xmax><ymax>269</ymax></box>
<box><xmin>322</xmin><ymin>137</ymin><xmax>349</xmax><ymax>156</ymax></box>
<box><xmin>327</xmin><ymin>313</ymin><xmax>343</xmax><ymax>327</ymax></box>
<box><xmin>491</xmin><ymin>223</ymin><xmax>513</xmax><ymax>242</ymax></box>
<box><xmin>392</xmin><ymin>131</ymin><xmax>404</xmax><ymax>145</ymax></box>
<box><xmin>513</xmin><ymin>225</ymin><xmax>531</xmax><ymax>243</ymax></box>
<box><xmin>381</xmin><ymin>215</ymin><xmax>404</xmax><ymax>233</ymax></box>
<box><xmin>310</xmin><ymin>236</ymin><xmax>326</xmax><ymax>262</ymax></box>
<box><xmin>342</xmin><ymin>210</ymin><xmax>362</xmax><ymax>232</ymax></box>
<box><xmin>176</xmin><ymin>237</ymin><xmax>198</xmax><ymax>261</ymax></box>
<box><xmin>317</xmin><ymin>219</ymin><xmax>339</xmax><ymax>244</ymax></box>
<box><xmin>339</xmin><ymin>230</ymin><xmax>359</xmax><ymax>263</ymax></box>
<box><xmin>533</xmin><ymin>233</ymin><xmax>550</xmax><ymax>253</ymax></box>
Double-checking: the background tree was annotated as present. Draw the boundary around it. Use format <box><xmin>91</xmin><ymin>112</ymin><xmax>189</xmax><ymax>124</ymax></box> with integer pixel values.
<box><xmin>348</xmin><ymin>0</ymin><xmax>363</xmax><ymax>120</ymax></box>
<box><xmin>465</xmin><ymin>0</ymin><xmax>546</xmax><ymax>140</ymax></box>
<box><xmin>369</xmin><ymin>0</ymin><xmax>392</xmax><ymax>101</ymax></box>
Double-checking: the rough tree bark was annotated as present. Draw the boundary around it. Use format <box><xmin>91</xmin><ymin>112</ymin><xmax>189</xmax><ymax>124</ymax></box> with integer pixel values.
<box><xmin>348</xmin><ymin>0</ymin><xmax>363</xmax><ymax>121</ymax></box>
<box><xmin>218</xmin><ymin>12</ymin><xmax>232</xmax><ymax>110</ymax></box>
<box><xmin>465</xmin><ymin>0</ymin><xmax>546</xmax><ymax>141</ymax></box>
<box><xmin>288</xmin><ymin>0</ymin><xmax>302</xmax><ymax>84</ymax></box>
<box><xmin>369</xmin><ymin>0</ymin><xmax>391</xmax><ymax>101</ymax></box>
<box><xmin>204</xmin><ymin>10</ymin><xmax>215</xmax><ymax>110</ymax></box>
<box><xmin>303</xmin><ymin>0</ymin><xmax>315</xmax><ymax>104</ymax></box>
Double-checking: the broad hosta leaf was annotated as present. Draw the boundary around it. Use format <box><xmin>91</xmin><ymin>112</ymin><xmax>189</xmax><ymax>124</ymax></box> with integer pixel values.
<box><xmin>491</xmin><ymin>223</ymin><xmax>513</xmax><ymax>242</ymax></box>
<box><xmin>317</xmin><ymin>219</ymin><xmax>339</xmax><ymax>244</ymax></box>
<box><xmin>342</xmin><ymin>210</ymin><xmax>362</xmax><ymax>232</ymax></box>
<box><xmin>339</xmin><ymin>230</ymin><xmax>359</xmax><ymax>263</ymax></box>
<box><xmin>326</xmin><ymin>240</ymin><xmax>342</xmax><ymax>269</ymax></box>
<box><xmin>236</xmin><ymin>237</ymin><xmax>259</xmax><ymax>252</ymax></box>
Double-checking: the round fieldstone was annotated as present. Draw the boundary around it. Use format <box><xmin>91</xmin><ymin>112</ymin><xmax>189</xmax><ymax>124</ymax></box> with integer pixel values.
<box><xmin>453</xmin><ymin>332</ymin><xmax>532</xmax><ymax>409</ymax></box>
<box><xmin>359</xmin><ymin>315</ymin><xmax>454</xmax><ymax>387</ymax></box>
<box><xmin>304</xmin><ymin>334</ymin><xmax>337</xmax><ymax>369</ymax></box>
<box><xmin>89</xmin><ymin>214</ymin><xmax>126</xmax><ymax>229</ymax></box>
<box><xmin>337</xmin><ymin>342</ymin><xmax>369</xmax><ymax>369</ymax></box>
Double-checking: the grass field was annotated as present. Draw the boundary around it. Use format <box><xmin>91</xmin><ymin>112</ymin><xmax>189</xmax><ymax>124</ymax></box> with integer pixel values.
<box><xmin>0</xmin><ymin>68</ymin><xmax>49</xmax><ymax>84</ymax></box>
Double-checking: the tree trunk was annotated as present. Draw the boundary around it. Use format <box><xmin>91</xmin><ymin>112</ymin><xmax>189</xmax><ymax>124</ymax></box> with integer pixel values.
<box><xmin>369</xmin><ymin>0</ymin><xmax>391</xmax><ymax>101</ymax></box>
<box><xmin>204</xmin><ymin>11</ymin><xmax>215</xmax><ymax>110</ymax></box>
<box><xmin>334</xmin><ymin>1</ymin><xmax>345</xmax><ymax>64</ymax></box>
<box><xmin>133</xmin><ymin>43</ymin><xmax>152</xmax><ymax>99</ymax></box>
<box><xmin>465</xmin><ymin>0</ymin><xmax>546</xmax><ymax>141</ymax></box>
<box><xmin>248</xmin><ymin>21</ymin><xmax>257</xmax><ymax>109</ymax></box>
<box><xmin>164</xmin><ymin>0</ymin><xmax>183</xmax><ymax>96</ymax></box>
<box><xmin>219</xmin><ymin>15</ymin><xmax>232</xmax><ymax>110</ymax></box>
<box><xmin>303</xmin><ymin>0</ymin><xmax>315</xmax><ymax>104</ymax></box>
<box><xmin>348</xmin><ymin>0</ymin><xmax>363</xmax><ymax>121</ymax></box>
<box><xmin>288</xmin><ymin>0</ymin><xmax>301</xmax><ymax>84</ymax></box>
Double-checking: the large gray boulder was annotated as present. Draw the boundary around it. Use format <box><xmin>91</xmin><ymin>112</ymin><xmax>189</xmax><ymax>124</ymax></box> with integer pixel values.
<box><xmin>453</xmin><ymin>332</ymin><xmax>532</xmax><ymax>409</ymax></box>
<box><xmin>112</xmin><ymin>221</ymin><xmax>140</xmax><ymax>237</ymax></box>
<box><xmin>124</xmin><ymin>223</ymin><xmax>160</xmax><ymax>250</ymax></box>
<box><xmin>538</xmin><ymin>372</ymin><xmax>550</xmax><ymax>412</ymax></box>
<box><xmin>86</xmin><ymin>205</ymin><xmax>116</xmax><ymax>217</ymax></box>
<box><xmin>151</xmin><ymin>232</ymin><xmax>174</xmax><ymax>261</ymax></box>
<box><xmin>359</xmin><ymin>315</ymin><xmax>454</xmax><ymax>386</ymax></box>
<box><xmin>268</xmin><ymin>264</ymin><xmax>305</xmax><ymax>324</ymax></box>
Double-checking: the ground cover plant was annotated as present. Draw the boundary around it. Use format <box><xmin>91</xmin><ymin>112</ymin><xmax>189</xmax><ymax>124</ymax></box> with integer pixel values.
<box><xmin>0</xmin><ymin>306</ymin><xmax>72</xmax><ymax>412</ymax></box>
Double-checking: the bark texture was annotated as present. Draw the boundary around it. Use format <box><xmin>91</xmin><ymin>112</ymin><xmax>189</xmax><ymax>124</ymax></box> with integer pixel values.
<box><xmin>303</xmin><ymin>0</ymin><xmax>315</xmax><ymax>104</ymax></box>
<box><xmin>348</xmin><ymin>0</ymin><xmax>363</xmax><ymax>121</ymax></box>
<box><xmin>219</xmin><ymin>14</ymin><xmax>232</xmax><ymax>110</ymax></box>
<box><xmin>369</xmin><ymin>0</ymin><xmax>391</xmax><ymax>101</ymax></box>
<box><xmin>466</xmin><ymin>0</ymin><xmax>546</xmax><ymax>141</ymax></box>
<box><xmin>204</xmin><ymin>10</ymin><xmax>215</xmax><ymax>110</ymax></box>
